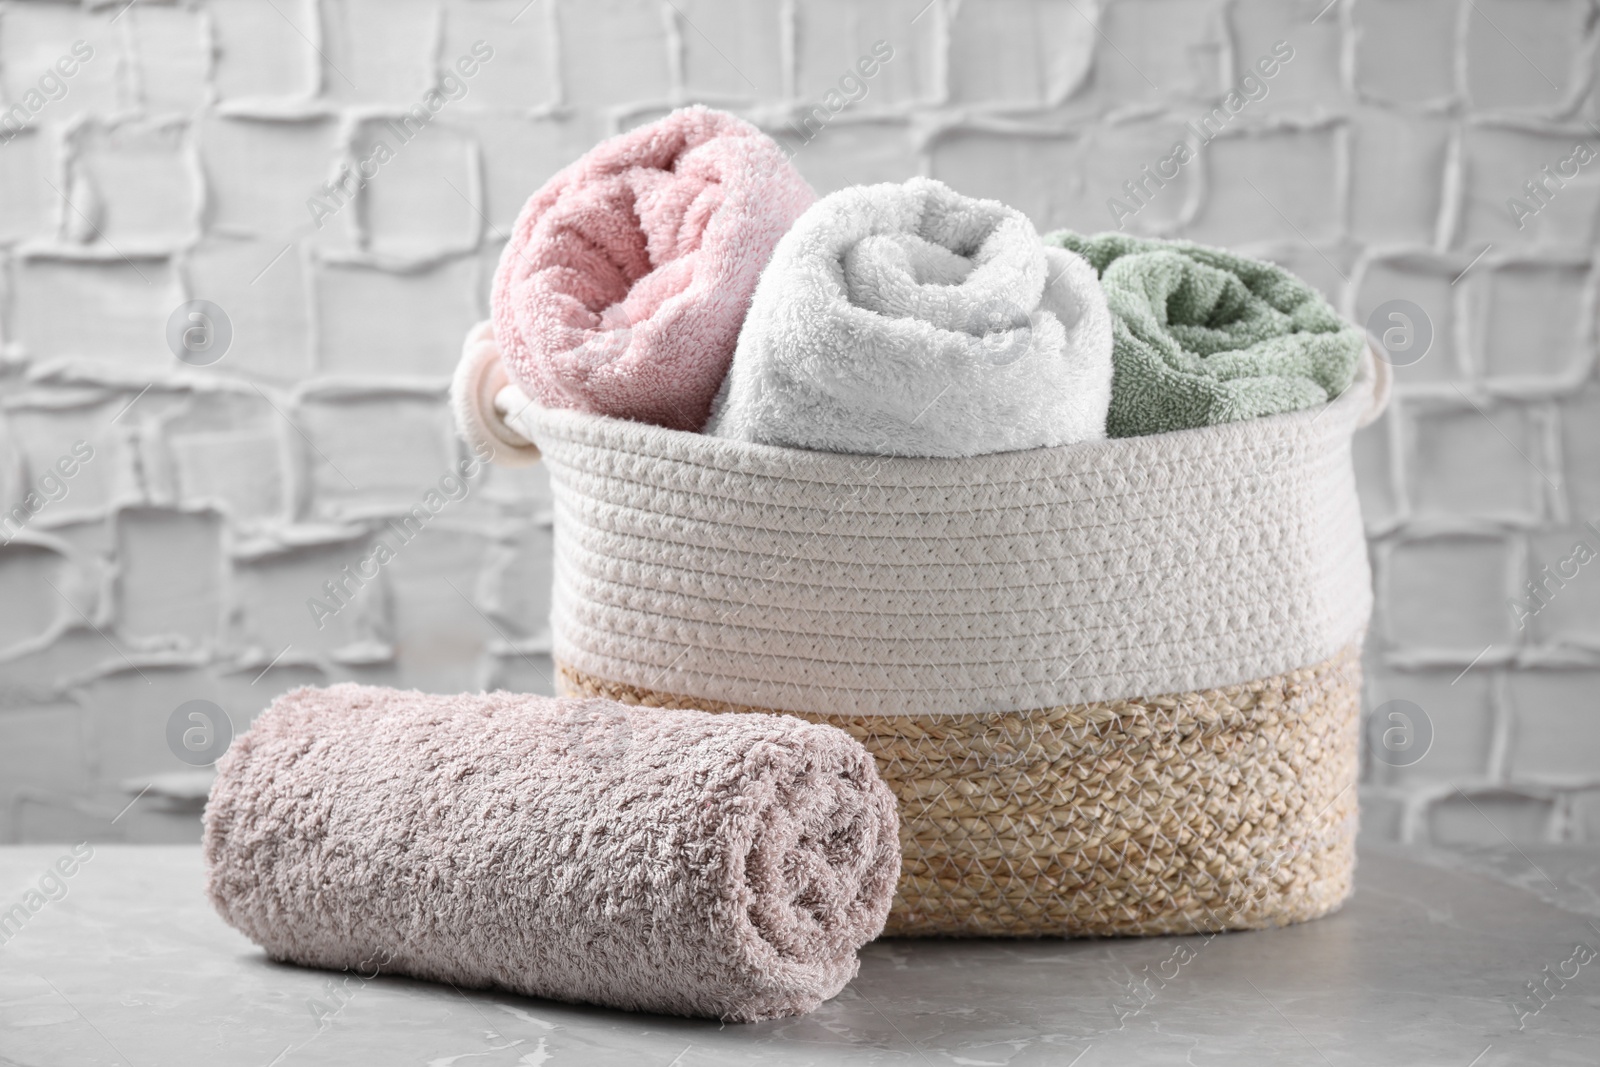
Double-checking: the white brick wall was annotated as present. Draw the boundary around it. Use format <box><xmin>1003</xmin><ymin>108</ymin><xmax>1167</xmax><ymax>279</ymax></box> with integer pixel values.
<box><xmin>0</xmin><ymin>0</ymin><xmax>1596</xmax><ymax>846</ymax></box>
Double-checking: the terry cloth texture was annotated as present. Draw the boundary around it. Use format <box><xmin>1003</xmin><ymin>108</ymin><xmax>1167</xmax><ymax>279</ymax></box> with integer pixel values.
<box><xmin>491</xmin><ymin>105</ymin><xmax>815</xmax><ymax>432</ymax></box>
<box><xmin>1043</xmin><ymin>230</ymin><xmax>1365</xmax><ymax>438</ymax></box>
<box><xmin>501</xmin><ymin>350</ymin><xmax>1384</xmax><ymax>717</ymax></box>
<box><xmin>203</xmin><ymin>685</ymin><xmax>900</xmax><ymax>1023</ymax></box>
<box><xmin>705</xmin><ymin>177</ymin><xmax>1113</xmax><ymax>457</ymax></box>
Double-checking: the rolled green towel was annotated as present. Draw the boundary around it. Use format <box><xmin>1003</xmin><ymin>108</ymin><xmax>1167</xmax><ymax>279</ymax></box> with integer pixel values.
<box><xmin>1043</xmin><ymin>231</ymin><xmax>1365</xmax><ymax>438</ymax></box>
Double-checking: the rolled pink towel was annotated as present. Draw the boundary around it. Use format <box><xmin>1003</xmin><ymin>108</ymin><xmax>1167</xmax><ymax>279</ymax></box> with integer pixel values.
<box><xmin>203</xmin><ymin>685</ymin><xmax>899</xmax><ymax>1022</ymax></box>
<box><xmin>490</xmin><ymin>106</ymin><xmax>815</xmax><ymax>432</ymax></box>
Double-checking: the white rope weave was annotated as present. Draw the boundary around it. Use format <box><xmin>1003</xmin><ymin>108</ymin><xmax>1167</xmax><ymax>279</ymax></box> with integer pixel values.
<box><xmin>507</xmin><ymin>354</ymin><xmax>1383</xmax><ymax>716</ymax></box>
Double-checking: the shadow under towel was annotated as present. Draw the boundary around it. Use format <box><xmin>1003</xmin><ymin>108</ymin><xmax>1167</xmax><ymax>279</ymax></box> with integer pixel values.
<box><xmin>202</xmin><ymin>684</ymin><xmax>900</xmax><ymax>1023</ymax></box>
<box><xmin>1044</xmin><ymin>231</ymin><xmax>1365</xmax><ymax>438</ymax></box>
<box><xmin>706</xmin><ymin>177</ymin><xmax>1112</xmax><ymax>457</ymax></box>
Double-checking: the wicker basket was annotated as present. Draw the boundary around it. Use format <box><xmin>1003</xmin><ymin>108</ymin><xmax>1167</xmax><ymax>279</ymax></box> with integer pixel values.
<box><xmin>510</xmin><ymin>353</ymin><xmax>1388</xmax><ymax>937</ymax></box>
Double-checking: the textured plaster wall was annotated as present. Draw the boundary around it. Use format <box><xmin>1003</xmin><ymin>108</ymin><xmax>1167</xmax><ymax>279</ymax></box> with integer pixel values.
<box><xmin>0</xmin><ymin>0</ymin><xmax>1596</xmax><ymax>845</ymax></box>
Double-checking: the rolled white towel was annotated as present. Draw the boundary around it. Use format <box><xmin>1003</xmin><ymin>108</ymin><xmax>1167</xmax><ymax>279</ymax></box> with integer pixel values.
<box><xmin>705</xmin><ymin>177</ymin><xmax>1113</xmax><ymax>458</ymax></box>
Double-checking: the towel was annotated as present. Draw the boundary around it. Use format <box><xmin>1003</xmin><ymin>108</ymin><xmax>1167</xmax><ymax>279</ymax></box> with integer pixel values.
<box><xmin>489</xmin><ymin>105</ymin><xmax>815</xmax><ymax>433</ymax></box>
<box><xmin>1043</xmin><ymin>231</ymin><xmax>1365</xmax><ymax>438</ymax></box>
<box><xmin>705</xmin><ymin>177</ymin><xmax>1113</xmax><ymax>457</ymax></box>
<box><xmin>203</xmin><ymin>685</ymin><xmax>900</xmax><ymax>1023</ymax></box>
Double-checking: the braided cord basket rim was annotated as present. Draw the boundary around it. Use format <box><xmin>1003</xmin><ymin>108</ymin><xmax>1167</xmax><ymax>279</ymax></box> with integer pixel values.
<box><xmin>514</xmin><ymin>350</ymin><xmax>1382</xmax><ymax>495</ymax></box>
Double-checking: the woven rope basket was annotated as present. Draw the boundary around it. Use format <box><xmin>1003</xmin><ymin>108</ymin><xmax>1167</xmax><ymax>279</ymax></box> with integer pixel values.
<box><xmin>507</xmin><ymin>353</ymin><xmax>1388</xmax><ymax>937</ymax></box>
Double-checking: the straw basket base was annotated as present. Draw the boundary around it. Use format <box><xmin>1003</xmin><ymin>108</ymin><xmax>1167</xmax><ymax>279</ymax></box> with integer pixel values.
<box><xmin>557</xmin><ymin>647</ymin><xmax>1360</xmax><ymax>938</ymax></box>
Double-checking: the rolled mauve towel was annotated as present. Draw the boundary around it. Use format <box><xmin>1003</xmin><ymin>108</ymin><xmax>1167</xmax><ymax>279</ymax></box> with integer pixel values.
<box><xmin>490</xmin><ymin>105</ymin><xmax>815</xmax><ymax>432</ymax></box>
<box><xmin>705</xmin><ymin>176</ymin><xmax>1113</xmax><ymax>457</ymax></box>
<box><xmin>203</xmin><ymin>684</ymin><xmax>900</xmax><ymax>1022</ymax></box>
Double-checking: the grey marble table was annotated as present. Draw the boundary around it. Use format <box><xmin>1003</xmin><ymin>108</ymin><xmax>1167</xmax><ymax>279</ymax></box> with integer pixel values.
<box><xmin>1</xmin><ymin>844</ymin><xmax>1596</xmax><ymax>1066</ymax></box>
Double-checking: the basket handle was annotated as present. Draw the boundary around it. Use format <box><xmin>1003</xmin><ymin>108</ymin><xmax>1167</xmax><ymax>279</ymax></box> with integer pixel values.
<box><xmin>450</xmin><ymin>321</ymin><xmax>541</xmax><ymax>466</ymax></box>
<box><xmin>1355</xmin><ymin>344</ymin><xmax>1391</xmax><ymax>430</ymax></box>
